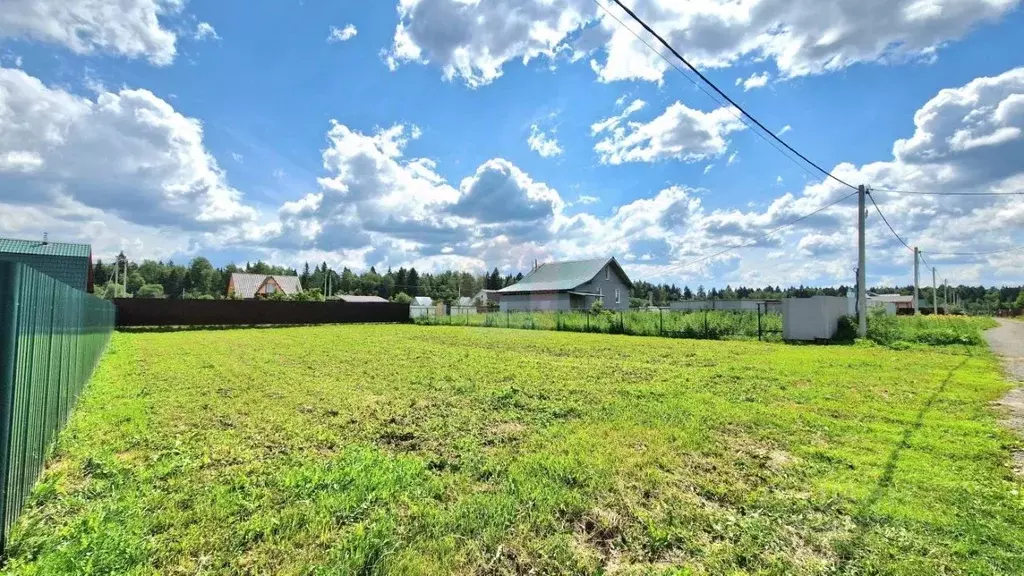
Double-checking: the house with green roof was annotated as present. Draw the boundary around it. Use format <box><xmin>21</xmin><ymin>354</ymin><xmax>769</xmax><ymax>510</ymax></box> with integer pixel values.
<box><xmin>496</xmin><ymin>257</ymin><xmax>632</xmax><ymax>312</ymax></box>
<box><xmin>0</xmin><ymin>237</ymin><xmax>93</xmax><ymax>292</ymax></box>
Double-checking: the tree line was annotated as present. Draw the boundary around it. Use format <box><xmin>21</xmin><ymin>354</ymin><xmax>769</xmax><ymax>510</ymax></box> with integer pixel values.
<box><xmin>92</xmin><ymin>254</ymin><xmax>525</xmax><ymax>303</ymax></box>
<box><xmin>870</xmin><ymin>284</ymin><xmax>1024</xmax><ymax>315</ymax></box>
<box><xmin>93</xmin><ymin>253</ymin><xmax>1023</xmax><ymax>312</ymax></box>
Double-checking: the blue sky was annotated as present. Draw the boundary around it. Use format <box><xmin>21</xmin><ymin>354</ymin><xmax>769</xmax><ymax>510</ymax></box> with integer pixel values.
<box><xmin>1</xmin><ymin>0</ymin><xmax>1022</xmax><ymax>288</ymax></box>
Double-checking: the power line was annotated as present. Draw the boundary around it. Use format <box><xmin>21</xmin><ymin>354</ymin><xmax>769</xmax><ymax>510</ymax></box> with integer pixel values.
<box><xmin>590</xmin><ymin>0</ymin><xmax>816</xmax><ymax>181</ymax></box>
<box><xmin>868</xmin><ymin>191</ymin><xmax>1024</xmax><ymax>277</ymax></box>
<box><xmin>924</xmin><ymin>245</ymin><xmax>1024</xmax><ymax>257</ymax></box>
<box><xmin>657</xmin><ymin>190</ymin><xmax>859</xmax><ymax>275</ymax></box>
<box><xmin>603</xmin><ymin>0</ymin><xmax>857</xmax><ymax>190</ymax></box>
<box><xmin>872</xmin><ymin>188</ymin><xmax>1024</xmax><ymax>197</ymax></box>
<box><xmin>866</xmin><ymin>192</ymin><xmax>915</xmax><ymax>254</ymax></box>
<box><xmin>918</xmin><ymin>251</ymin><xmax>934</xmax><ymax>272</ymax></box>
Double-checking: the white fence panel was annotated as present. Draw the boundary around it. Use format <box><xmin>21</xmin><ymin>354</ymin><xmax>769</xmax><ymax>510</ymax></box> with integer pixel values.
<box><xmin>782</xmin><ymin>296</ymin><xmax>848</xmax><ymax>340</ymax></box>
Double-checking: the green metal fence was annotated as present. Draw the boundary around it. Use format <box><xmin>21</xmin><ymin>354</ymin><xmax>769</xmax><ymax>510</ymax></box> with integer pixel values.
<box><xmin>0</xmin><ymin>261</ymin><xmax>115</xmax><ymax>551</ymax></box>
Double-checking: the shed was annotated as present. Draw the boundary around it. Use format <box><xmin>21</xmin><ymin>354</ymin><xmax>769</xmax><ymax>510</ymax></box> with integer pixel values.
<box><xmin>473</xmin><ymin>289</ymin><xmax>501</xmax><ymax>306</ymax></box>
<box><xmin>0</xmin><ymin>237</ymin><xmax>92</xmax><ymax>292</ymax></box>
<box><xmin>410</xmin><ymin>296</ymin><xmax>436</xmax><ymax>318</ymax></box>
<box><xmin>451</xmin><ymin>296</ymin><xmax>476</xmax><ymax>315</ymax></box>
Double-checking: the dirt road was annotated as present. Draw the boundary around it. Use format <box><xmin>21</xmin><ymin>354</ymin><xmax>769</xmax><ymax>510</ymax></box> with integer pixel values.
<box><xmin>986</xmin><ymin>319</ymin><xmax>1024</xmax><ymax>381</ymax></box>
<box><xmin>986</xmin><ymin>319</ymin><xmax>1024</xmax><ymax>475</ymax></box>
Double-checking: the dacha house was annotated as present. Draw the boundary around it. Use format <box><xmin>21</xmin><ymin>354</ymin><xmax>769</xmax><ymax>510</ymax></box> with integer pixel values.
<box><xmin>227</xmin><ymin>273</ymin><xmax>303</xmax><ymax>299</ymax></box>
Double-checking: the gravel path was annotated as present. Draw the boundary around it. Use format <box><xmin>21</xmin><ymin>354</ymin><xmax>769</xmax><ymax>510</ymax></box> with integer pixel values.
<box><xmin>985</xmin><ymin>319</ymin><xmax>1024</xmax><ymax>475</ymax></box>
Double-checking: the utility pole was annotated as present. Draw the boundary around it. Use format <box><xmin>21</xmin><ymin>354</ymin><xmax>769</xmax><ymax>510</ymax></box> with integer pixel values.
<box><xmin>913</xmin><ymin>246</ymin><xmax>920</xmax><ymax>315</ymax></box>
<box><xmin>857</xmin><ymin>185</ymin><xmax>867</xmax><ymax>337</ymax></box>
<box><xmin>932</xmin><ymin>267</ymin><xmax>938</xmax><ymax>315</ymax></box>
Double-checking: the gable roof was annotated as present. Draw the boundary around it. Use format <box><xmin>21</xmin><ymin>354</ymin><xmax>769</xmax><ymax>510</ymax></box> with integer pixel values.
<box><xmin>455</xmin><ymin>296</ymin><xmax>474</xmax><ymax>306</ymax></box>
<box><xmin>230</xmin><ymin>273</ymin><xmax>303</xmax><ymax>299</ymax></box>
<box><xmin>337</xmin><ymin>295</ymin><xmax>388</xmax><ymax>303</ymax></box>
<box><xmin>0</xmin><ymin>237</ymin><xmax>90</xmax><ymax>258</ymax></box>
<box><xmin>412</xmin><ymin>296</ymin><xmax>433</xmax><ymax>306</ymax></box>
<box><xmin>497</xmin><ymin>257</ymin><xmax>631</xmax><ymax>294</ymax></box>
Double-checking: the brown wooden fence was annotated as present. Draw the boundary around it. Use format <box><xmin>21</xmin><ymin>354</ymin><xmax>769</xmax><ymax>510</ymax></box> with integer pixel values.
<box><xmin>113</xmin><ymin>299</ymin><xmax>410</xmax><ymax>327</ymax></box>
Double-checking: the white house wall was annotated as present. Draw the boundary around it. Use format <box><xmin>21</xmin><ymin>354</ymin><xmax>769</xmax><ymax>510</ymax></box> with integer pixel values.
<box><xmin>499</xmin><ymin>293</ymin><xmax>571</xmax><ymax>312</ymax></box>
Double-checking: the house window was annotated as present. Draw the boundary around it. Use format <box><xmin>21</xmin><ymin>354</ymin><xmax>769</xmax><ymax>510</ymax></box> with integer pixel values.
<box><xmin>266</xmin><ymin>283</ymin><xmax>276</xmax><ymax>294</ymax></box>
<box><xmin>615</xmin><ymin>288</ymin><xmax>620</xmax><ymax>304</ymax></box>
<box><xmin>605</xmin><ymin>266</ymin><xmax>610</xmax><ymax>280</ymax></box>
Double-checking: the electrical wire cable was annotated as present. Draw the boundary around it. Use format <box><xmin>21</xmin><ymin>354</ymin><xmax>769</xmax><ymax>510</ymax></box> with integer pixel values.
<box><xmin>872</xmin><ymin>188</ymin><xmax>1024</xmax><ymax>197</ymax></box>
<box><xmin>867</xmin><ymin>192</ymin><xmax>915</xmax><ymax>254</ymax></box>
<box><xmin>655</xmin><ymin>190</ymin><xmax>859</xmax><ymax>275</ymax></box>
<box><xmin>924</xmin><ymin>245</ymin><xmax>1024</xmax><ymax>257</ymax></box>
<box><xmin>590</xmin><ymin>0</ymin><xmax>817</xmax><ymax>181</ymax></box>
<box><xmin>918</xmin><ymin>251</ymin><xmax>934</xmax><ymax>272</ymax></box>
<box><xmin>603</xmin><ymin>0</ymin><xmax>857</xmax><ymax>190</ymax></box>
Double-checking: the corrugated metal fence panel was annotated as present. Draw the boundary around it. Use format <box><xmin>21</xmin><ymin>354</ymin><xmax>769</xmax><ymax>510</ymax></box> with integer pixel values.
<box><xmin>0</xmin><ymin>261</ymin><xmax>114</xmax><ymax>552</ymax></box>
<box><xmin>113</xmin><ymin>298</ymin><xmax>410</xmax><ymax>327</ymax></box>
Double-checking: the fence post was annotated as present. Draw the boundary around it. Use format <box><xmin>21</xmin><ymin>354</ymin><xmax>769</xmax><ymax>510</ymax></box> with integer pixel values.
<box><xmin>586</xmin><ymin>311</ymin><xmax>590</xmax><ymax>332</ymax></box>
<box><xmin>506</xmin><ymin>310</ymin><xmax>510</xmax><ymax>328</ymax></box>
<box><xmin>556</xmin><ymin>310</ymin><xmax>560</xmax><ymax>331</ymax></box>
<box><xmin>660</xmin><ymin>307</ymin><xmax>664</xmax><ymax>336</ymax></box>
<box><xmin>704</xmin><ymin>309</ymin><xmax>709</xmax><ymax>338</ymax></box>
<box><xmin>620</xmin><ymin>311</ymin><xmax>624</xmax><ymax>334</ymax></box>
<box><xmin>757</xmin><ymin>303</ymin><xmax>763</xmax><ymax>341</ymax></box>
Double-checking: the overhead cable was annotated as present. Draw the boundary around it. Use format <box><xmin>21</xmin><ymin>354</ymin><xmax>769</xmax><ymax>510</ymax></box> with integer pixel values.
<box><xmin>602</xmin><ymin>0</ymin><xmax>857</xmax><ymax>190</ymax></box>
<box><xmin>656</xmin><ymin>191</ymin><xmax>858</xmax><ymax>275</ymax></box>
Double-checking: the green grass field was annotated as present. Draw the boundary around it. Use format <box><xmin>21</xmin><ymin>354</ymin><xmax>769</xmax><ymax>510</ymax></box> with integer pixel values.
<box><xmin>3</xmin><ymin>325</ymin><xmax>1023</xmax><ymax>575</ymax></box>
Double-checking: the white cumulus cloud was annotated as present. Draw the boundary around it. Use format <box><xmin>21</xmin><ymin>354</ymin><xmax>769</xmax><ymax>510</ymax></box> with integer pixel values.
<box><xmin>738</xmin><ymin>71</ymin><xmax>770</xmax><ymax>91</ymax></box>
<box><xmin>593</xmin><ymin>99</ymin><xmax>747</xmax><ymax>164</ymax></box>
<box><xmin>386</xmin><ymin>0</ymin><xmax>1018</xmax><ymax>87</ymax></box>
<box><xmin>527</xmin><ymin>124</ymin><xmax>564</xmax><ymax>158</ymax></box>
<box><xmin>328</xmin><ymin>24</ymin><xmax>358</xmax><ymax>43</ymax></box>
<box><xmin>0</xmin><ymin>0</ymin><xmax>183</xmax><ymax>65</ymax></box>
<box><xmin>194</xmin><ymin>22</ymin><xmax>219</xmax><ymax>41</ymax></box>
<box><xmin>0</xmin><ymin>67</ymin><xmax>256</xmax><ymax>231</ymax></box>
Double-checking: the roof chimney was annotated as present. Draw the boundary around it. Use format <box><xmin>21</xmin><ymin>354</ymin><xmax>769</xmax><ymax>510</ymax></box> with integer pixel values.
<box><xmin>42</xmin><ymin>232</ymin><xmax>48</xmax><ymax>245</ymax></box>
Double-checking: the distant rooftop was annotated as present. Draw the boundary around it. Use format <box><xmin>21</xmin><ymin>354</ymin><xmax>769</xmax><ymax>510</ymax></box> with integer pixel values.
<box><xmin>337</xmin><ymin>295</ymin><xmax>388</xmax><ymax>303</ymax></box>
<box><xmin>497</xmin><ymin>257</ymin><xmax>631</xmax><ymax>293</ymax></box>
<box><xmin>868</xmin><ymin>294</ymin><xmax>914</xmax><ymax>303</ymax></box>
<box><xmin>229</xmin><ymin>273</ymin><xmax>303</xmax><ymax>299</ymax></box>
<box><xmin>0</xmin><ymin>237</ymin><xmax>90</xmax><ymax>259</ymax></box>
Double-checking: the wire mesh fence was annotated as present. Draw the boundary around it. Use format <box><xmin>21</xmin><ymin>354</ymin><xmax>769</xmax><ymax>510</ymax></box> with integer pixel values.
<box><xmin>0</xmin><ymin>261</ymin><xmax>115</xmax><ymax>552</ymax></box>
<box><xmin>414</xmin><ymin>308</ymin><xmax>783</xmax><ymax>341</ymax></box>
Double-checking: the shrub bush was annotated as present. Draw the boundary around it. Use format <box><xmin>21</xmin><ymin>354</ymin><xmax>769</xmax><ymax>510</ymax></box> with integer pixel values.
<box><xmin>834</xmin><ymin>315</ymin><xmax>857</xmax><ymax>342</ymax></box>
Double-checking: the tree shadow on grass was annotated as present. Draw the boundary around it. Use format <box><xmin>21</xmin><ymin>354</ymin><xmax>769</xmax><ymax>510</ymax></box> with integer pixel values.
<box><xmin>834</xmin><ymin>353</ymin><xmax>971</xmax><ymax>570</ymax></box>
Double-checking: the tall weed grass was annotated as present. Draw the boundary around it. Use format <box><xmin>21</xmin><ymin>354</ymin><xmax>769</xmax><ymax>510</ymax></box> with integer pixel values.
<box><xmin>867</xmin><ymin>310</ymin><xmax>996</xmax><ymax>346</ymax></box>
<box><xmin>415</xmin><ymin>309</ymin><xmax>782</xmax><ymax>340</ymax></box>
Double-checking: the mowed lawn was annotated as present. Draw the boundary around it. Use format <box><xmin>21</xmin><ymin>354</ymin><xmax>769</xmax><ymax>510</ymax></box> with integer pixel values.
<box><xmin>4</xmin><ymin>326</ymin><xmax>1023</xmax><ymax>575</ymax></box>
